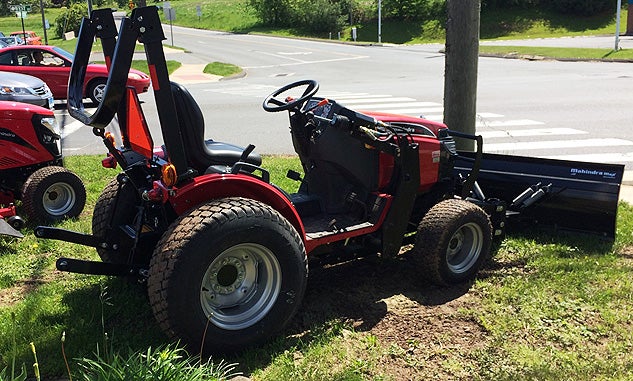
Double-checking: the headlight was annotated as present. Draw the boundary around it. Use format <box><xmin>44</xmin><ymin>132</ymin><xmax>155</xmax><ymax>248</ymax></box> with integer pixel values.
<box><xmin>128</xmin><ymin>73</ymin><xmax>143</xmax><ymax>80</ymax></box>
<box><xmin>41</xmin><ymin>116</ymin><xmax>60</xmax><ymax>137</ymax></box>
<box><xmin>0</xmin><ymin>86</ymin><xmax>31</xmax><ymax>95</ymax></box>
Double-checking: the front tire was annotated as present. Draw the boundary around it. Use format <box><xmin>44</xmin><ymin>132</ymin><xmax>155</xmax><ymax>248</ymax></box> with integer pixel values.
<box><xmin>413</xmin><ymin>199</ymin><xmax>492</xmax><ymax>285</ymax></box>
<box><xmin>147</xmin><ymin>197</ymin><xmax>308</xmax><ymax>354</ymax></box>
<box><xmin>21</xmin><ymin>166</ymin><xmax>86</xmax><ymax>224</ymax></box>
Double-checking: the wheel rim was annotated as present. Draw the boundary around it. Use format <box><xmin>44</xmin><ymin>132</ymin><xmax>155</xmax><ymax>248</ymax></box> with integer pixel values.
<box><xmin>445</xmin><ymin>222</ymin><xmax>483</xmax><ymax>274</ymax></box>
<box><xmin>42</xmin><ymin>182</ymin><xmax>76</xmax><ymax>216</ymax></box>
<box><xmin>93</xmin><ymin>83</ymin><xmax>106</xmax><ymax>102</ymax></box>
<box><xmin>200</xmin><ymin>243</ymin><xmax>281</xmax><ymax>330</ymax></box>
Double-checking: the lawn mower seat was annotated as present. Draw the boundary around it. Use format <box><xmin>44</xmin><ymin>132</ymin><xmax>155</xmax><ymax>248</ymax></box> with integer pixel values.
<box><xmin>170</xmin><ymin>82</ymin><xmax>262</xmax><ymax>174</ymax></box>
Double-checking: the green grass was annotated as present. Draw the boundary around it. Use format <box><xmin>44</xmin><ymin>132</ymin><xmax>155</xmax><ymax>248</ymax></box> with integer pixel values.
<box><xmin>479</xmin><ymin>45</ymin><xmax>633</xmax><ymax>61</ymax></box>
<box><xmin>203</xmin><ymin>61</ymin><xmax>242</xmax><ymax>77</ymax></box>
<box><xmin>1</xmin><ymin>155</ymin><xmax>633</xmax><ymax>379</ymax></box>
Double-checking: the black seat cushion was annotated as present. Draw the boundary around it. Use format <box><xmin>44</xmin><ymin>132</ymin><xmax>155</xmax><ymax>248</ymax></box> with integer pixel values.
<box><xmin>170</xmin><ymin>82</ymin><xmax>262</xmax><ymax>173</ymax></box>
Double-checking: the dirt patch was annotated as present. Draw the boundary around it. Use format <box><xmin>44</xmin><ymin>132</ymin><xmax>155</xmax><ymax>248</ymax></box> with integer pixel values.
<box><xmin>0</xmin><ymin>257</ymin><xmax>65</xmax><ymax>308</ymax></box>
<box><xmin>287</xmin><ymin>249</ymin><xmax>491</xmax><ymax>380</ymax></box>
<box><xmin>0</xmin><ymin>279</ymin><xmax>48</xmax><ymax>307</ymax></box>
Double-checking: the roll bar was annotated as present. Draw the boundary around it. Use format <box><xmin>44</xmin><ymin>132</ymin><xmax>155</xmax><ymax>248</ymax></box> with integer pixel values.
<box><xmin>67</xmin><ymin>6</ymin><xmax>189</xmax><ymax>178</ymax></box>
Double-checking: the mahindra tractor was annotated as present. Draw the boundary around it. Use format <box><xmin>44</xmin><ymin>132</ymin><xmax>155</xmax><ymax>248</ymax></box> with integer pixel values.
<box><xmin>35</xmin><ymin>7</ymin><xmax>624</xmax><ymax>353</ymax></box>
<box><xmin>0</xmin><ymin>101</ymin><xmax>86</xmax><ymax>238</ymax></box>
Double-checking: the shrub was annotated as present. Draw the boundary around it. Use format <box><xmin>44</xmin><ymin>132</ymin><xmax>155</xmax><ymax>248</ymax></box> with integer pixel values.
<box><xmin>382</xmin><ymin>0</ymin><xmax>445</xmax><ymax>20</ymax></box>
<box><xmin>549</xmin><ymin>0</ymin><xmax>613</xmax><ymax>16</ymax></box>
<box><xmin>295</xmin><ymin>0</ymin><xmax>346</xmax><ymax>33</ymax></box>
<box><xmin>248</xmin><ymin>0</ymin><xmax>295</xmax><ymax>26</ymax></box>
<box><xmin>54</xmin><ymin>2</ymin><xmax>88</xmax><ymax>38</ymax></box>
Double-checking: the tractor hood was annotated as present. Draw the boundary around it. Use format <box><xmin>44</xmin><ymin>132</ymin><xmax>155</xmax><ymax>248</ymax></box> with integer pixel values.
<box><xmin>0</xmin><ymin>101</ymin><xmax>53</xmax><ymax>120</ymax></box>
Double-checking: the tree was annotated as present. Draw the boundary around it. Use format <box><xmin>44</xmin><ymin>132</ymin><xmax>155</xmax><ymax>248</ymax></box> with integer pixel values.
<box><xmin>443</xmin><ymin>0</ymin><xmax>480</xmax><ymax>151</ymax></box>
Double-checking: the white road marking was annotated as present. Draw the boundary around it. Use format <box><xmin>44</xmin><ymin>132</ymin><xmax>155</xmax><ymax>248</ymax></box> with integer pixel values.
<box><xmin>342</xmin><ymin>101</ymin><xmax>444</xmax><ymax>109</ymax></box>
<box><xmin>61</xmin><ymin>120</ymin><xmax>87</xmax><ymax>138</ymax></box>
<box><xmin>486</xmin><ymin>138</ymin><xmax>633</xmax><ymax>152</ymax></box>
<box><xmin>478</xmin><ymin>128</ymin><xmax>587</xmax><ymax>139</ymax></box>
<box><xmin>542</xmin><ymin>152</ymin><xmax>633</xmax><ymax>163</ymax></box>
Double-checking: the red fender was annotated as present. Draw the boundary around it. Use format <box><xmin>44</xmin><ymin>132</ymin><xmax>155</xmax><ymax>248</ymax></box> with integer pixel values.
<box><xmin>168</xmin><ymin>173</ymin><xmax>306</xmax><ymax>240</ymax></box>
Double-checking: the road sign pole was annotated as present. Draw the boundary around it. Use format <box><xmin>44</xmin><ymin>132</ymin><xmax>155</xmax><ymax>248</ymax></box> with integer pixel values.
<box><xmin>39</xmin><ymin>0</ymin><xmax>48</xmax><ymax>44</ymax></box>
<box><xmin>20</xmin><ymin>15</ymin><xmax>26</xmax><ymax>44</ymax></box>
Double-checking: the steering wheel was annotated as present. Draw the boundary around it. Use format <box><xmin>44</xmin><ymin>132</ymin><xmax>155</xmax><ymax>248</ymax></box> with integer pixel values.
<box><xmin>262</xmin><ymin>80</ymin><xmax>319</xmax><ymax>112</ymax></box>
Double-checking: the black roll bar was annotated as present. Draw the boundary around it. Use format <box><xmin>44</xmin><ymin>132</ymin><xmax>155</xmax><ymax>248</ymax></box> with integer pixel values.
<box><xmin>67</xmin><ymin>6</ymin><xmax>190</xmax><ymax>178</ymax></box>
<box><xmin>68</xmin><ymin>11</ymin><xmax>136</xmax><ymax>129</ymax></box>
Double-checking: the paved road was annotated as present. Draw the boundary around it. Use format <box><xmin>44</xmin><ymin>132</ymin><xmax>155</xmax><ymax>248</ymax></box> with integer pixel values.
<box><xmin>57</xmin><ymin>28</ymin><xmax>633</xmax><ymax>184</ymax></box>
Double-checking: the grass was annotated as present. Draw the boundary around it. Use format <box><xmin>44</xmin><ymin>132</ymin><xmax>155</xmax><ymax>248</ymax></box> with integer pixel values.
<box><xmin>479</xmin><ymin>45</ymin><xmax>633</xmax><ymax>61</ymax></box>
<box><xmin>203</xmin><ymin>62</ymin><xmax>242</xmax><ymax>77</ymax></box>
<box><xmin>1</xmin><ymin>155</ymin><xmax>633</xmax><ymax>379</ymax></box>
<box><xmin>2</xmin><ymin>3</ymin><xmax>633</xmax><ymax>380</ymax></box>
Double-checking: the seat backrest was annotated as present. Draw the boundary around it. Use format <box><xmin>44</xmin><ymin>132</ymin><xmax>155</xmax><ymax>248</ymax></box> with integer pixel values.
<box><xmin>170</xmin><ymin>82</ymin><xmax>210</xmax><ymax>172</ymax></box>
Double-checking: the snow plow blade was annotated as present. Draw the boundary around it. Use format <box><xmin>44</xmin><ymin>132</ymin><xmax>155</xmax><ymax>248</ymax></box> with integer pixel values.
<box><xmin>454</xmin><ymin>152</ymin><xmax>624</xmax><ymax>240</ymax></box>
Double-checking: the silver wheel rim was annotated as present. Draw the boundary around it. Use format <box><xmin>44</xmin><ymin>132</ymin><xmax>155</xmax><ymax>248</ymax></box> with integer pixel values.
<box><xmin>200</xmin><ymin>243</ymin><xmax>281</xmax><ymax>330</ymax></box>
<box><xmin>93</xmin><ymin>83</ymin><xmax>106</xmax><ymax>102</ymax></box>
<box><xmin>446</xmin><ymin>222</ymin><xmax>483</xmax><ymax>274</ymax></box>
<box><xmin>42</xmin><ymin>182</ymin><xmax>76</xmax><ymax>216</ymax></box>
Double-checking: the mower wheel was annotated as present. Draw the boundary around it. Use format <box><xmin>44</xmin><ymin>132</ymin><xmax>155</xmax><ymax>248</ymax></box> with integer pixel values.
<box><xmin>7</xmin><ymin>215</ymin><xmax>25</xmax><ymax>230</ymax></box>
<box><xmin>21</xmin><ymin>166</ymin><xmax>86</xmax><ymax>225</ymax></box>
<box><xmin>414</xmin><ymin>199</ymin><xmax>492</xmax><ymax>285</ymax></box>
<box><xmin>148</xmin><ymin>197</ymin><xmax>308</xmax><ymax>354</ymax></box>
<box><xmin>92</xmin><ymin>177</ymin><xmax>143</xmax><ymax>263</ymax></box>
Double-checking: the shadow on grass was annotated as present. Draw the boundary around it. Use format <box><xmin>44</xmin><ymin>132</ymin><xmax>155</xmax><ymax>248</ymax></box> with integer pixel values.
<box><xmin>8</xmin><ymin>277</ymin><xmax>167</xmax><ymax>377</ymax></box>
<box><xmin>480</xmin><ymin>7</ymin><xmax>615</xmax><ymax>39</ymax></box>
<box><xmin>237</xmin><ymin>248</ymin><xmax>473</xmax><ymax>372</ymax></box>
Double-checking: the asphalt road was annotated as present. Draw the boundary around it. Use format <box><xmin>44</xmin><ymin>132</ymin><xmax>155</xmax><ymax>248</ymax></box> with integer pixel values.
<box><xmin>57</xmin><ymin>27</ymin><xmax>633</xmax><ymax>180</ymax></box>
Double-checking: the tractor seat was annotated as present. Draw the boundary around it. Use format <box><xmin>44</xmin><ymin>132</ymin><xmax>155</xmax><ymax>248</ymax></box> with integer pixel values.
<box><xmin>170</xmin><ymin>82</ymin><xmax>262</xmax><ymax>174</ymax></box>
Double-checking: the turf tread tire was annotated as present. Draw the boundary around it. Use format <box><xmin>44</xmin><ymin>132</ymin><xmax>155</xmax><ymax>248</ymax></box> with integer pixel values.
<box><xmin>413</xmin><ymin>199</ymin><xmax>492</xmax><ymax>285</ymax></box>
<box><xmin>91</xmin><ymin>177</ymin><xmax>142</xmax><ymax>263</ymax></box>
<box><xmin>21</xmin><ymin>166</ymin><xmax>86</xmax><ymax>225</ymax></box>
<box><xmin>147</xmin><ymin>197</ymin><xmax>307</xmax><ymax>354</ymax></box>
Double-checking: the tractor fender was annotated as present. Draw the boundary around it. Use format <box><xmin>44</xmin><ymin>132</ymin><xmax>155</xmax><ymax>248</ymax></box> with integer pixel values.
<box><xmin>168</xmin><ymin>173</ymin><xmax>306</xmax><ymax>239</ymax></box>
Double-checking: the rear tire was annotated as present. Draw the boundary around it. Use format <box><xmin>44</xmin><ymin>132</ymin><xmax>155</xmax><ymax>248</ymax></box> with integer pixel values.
<box><xmin>21</xmin><ymin>166</ymin><xmax>86</xmax><ymax>225</ymax></box>
<box><xmin>413</xmin><ymin>199</ymin><xmax>492</xmax><ymax>285</ymax></box>
<box><xmin>147</xmin><ymin>197</ymin><xmax>308</xmax><ymax>354</ymax></box>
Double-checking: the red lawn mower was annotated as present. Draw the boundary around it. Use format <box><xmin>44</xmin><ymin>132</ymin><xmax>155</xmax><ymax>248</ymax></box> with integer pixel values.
<box><xmin>0</xmin><ymin>101</ymin><xmax>86</xmax><ymax>238</ymax></box>
<box><xmin>36</xmin><ymin>7</ymin><xmax>623</xmax><ymax>354</ymax></box>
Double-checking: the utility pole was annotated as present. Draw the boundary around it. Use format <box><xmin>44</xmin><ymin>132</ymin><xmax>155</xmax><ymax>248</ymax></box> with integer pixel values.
<box><xmin>627</xmin><ymin>0</ymin><xmax>633</xmax><ymax>35</ymax></box>
<box><xmin>39</xmin><ymin>0</ymin><xmax>48</xmax><ymax>45</ymax></box>
<box><xmin>443</xmin><ymin>0</ymin><xmax>480</xmax><ymax>151</ymax></box>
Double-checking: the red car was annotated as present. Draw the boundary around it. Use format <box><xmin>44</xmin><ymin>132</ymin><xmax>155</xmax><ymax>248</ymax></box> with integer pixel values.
<box><xmin>10</xmin><ymin>31</ymin><xmax>42</xmax><ymax>45</ymax></box>
<box><xmin>0</xmin><ymin>45</ymin><xmax>151</xmax><ymax>104</ymax></box>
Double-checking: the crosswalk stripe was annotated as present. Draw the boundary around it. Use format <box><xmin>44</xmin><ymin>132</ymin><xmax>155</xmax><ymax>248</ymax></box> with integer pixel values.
<box><xmin>343</xmin><ymin>102</ymin><xmax>442</xmax><ymax>110</ymax></box>
<box><xmin>337</xmin><ymin>97</ymin><xmax>417</xmax><ymax>104</ymax></box>
<box><xmin>319</xmin><ymin>94</ymin><xmax>391</xmax><ymax>100</ymax></box>
<box><xmin>477</xmin><ymin>119</ymin><xmax>544</xmax><ymax>128</ymax></box>
<box><xmin>366</xmin><ymin>107</ymin><xmax>445</xmax><ymax>114</ymax></box>
<box><xmin>486</xmin><ymin>138</ymin><xmax>633</xmax><ymax>152</ymax></box>
<box><xmin>479</xmin><ymin>128</ymin><xmax>588</xmax><ymax>139</ymax></box>
<box><xmin>61</xmin><ymin>120</ymin><xmax>86</xmax><ymax>138</ymax></box>
<box><xmin>541</xmin><ymin>152</ymin><xmax>633</xmax><ymax>163</ymax></box>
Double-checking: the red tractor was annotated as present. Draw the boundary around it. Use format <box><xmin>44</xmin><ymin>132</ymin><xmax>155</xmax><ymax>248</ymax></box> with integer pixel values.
<box><xmin>0</xmin><ymin>101</ymin><xmax>86</xmax><ymax>237</ymax></box>
<box><xmin>37</xmin><ymin>7</ymin><xmax>623</xmax><ymax>353</ymax></box>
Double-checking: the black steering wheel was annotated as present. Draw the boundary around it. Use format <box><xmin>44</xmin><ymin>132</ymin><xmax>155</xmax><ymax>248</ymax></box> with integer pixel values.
<box><xmin>262</xmin><ymin>80</ymin><xmax>319</xmax><ymax>112</ymax></box>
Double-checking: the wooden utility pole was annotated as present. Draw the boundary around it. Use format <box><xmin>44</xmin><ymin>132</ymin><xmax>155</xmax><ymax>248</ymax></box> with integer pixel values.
<box><xmin>627</xmin><ymin>0</ymin><xmax>633</xmax><ymax>35</ymax></box>
<box><xmin>443</xmin><ymin>0</ymin><xmax>480</xmax><ymax>151</ymax></box>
